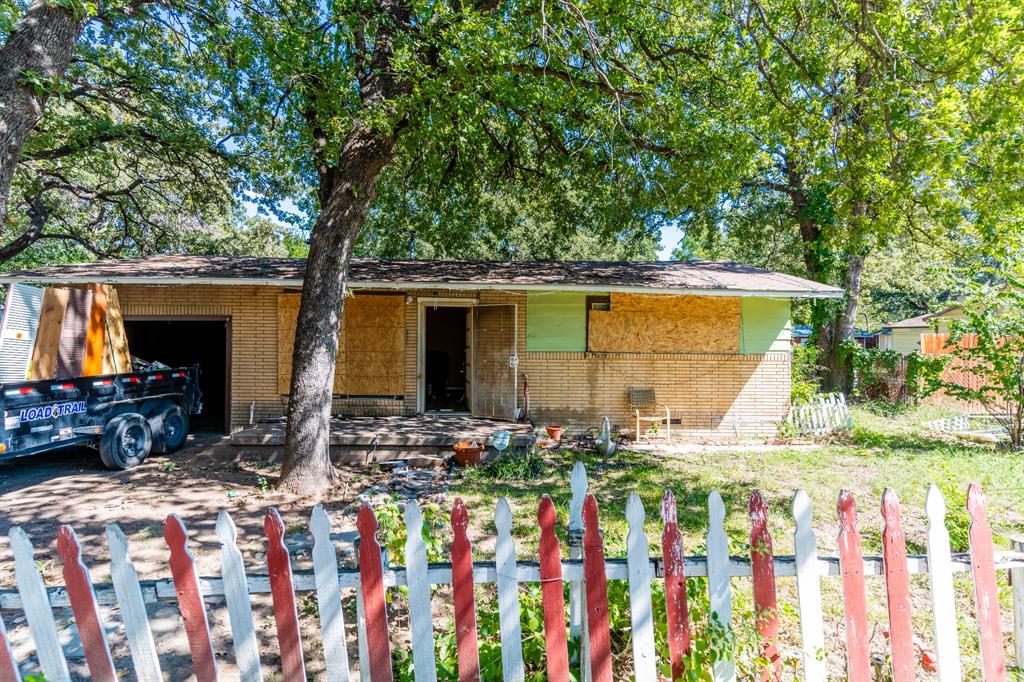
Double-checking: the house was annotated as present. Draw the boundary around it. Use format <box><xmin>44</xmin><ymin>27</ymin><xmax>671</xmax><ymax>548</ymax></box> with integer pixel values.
<box><xmin>877</xmin><ymin>306</ymin><xmax>964</xmax><ymax>355</ymax></box>
<box><xmin>0</xmin><ymin>255</ymin><xmax>841</xmax><ymax>439</ymax></box>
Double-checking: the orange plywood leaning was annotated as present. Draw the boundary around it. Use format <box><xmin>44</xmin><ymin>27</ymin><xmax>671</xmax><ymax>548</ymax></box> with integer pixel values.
<box><xmin>82</xmin><ymin>283</ymin><xmax>109</xmax><ymax>376</ymax></box>
<box><xmin>101</xmin><ymin>287</ymin><xmax>132</xmax><ymax>375</ymax></box>
<box><xmin>29</xmin><ymin>288</ymin><xmax>70</xmax><ymax>380</ymax></box>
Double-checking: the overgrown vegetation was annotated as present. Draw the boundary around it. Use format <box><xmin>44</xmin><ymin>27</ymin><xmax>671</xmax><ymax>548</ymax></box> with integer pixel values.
<box><xmin>846</xmin><ymin>345</ymin><xmax>945</xmax><ymax>404</ymax></box>
<box><xmin>790</xmin><ymin>343</ymin><xmax>821</xmax><ymax>403</ymax></box>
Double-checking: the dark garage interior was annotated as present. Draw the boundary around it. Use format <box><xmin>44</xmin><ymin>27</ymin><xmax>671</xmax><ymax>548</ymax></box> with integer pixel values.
<box><xmin>124</xmin><ymin>319</ymin><xmax>229</xmax><ymax>432</ymax></box>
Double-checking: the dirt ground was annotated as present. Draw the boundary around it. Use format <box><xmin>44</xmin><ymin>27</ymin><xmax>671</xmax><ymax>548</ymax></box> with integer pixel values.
<box><xmin>0</xmin><ymin>435</ymin><xmax>434</xmax><ymax>680</ymax></box>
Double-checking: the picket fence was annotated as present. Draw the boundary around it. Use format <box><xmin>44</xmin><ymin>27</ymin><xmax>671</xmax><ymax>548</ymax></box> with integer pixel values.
<box><xmin>1</xmin><ymin>461</ymin><xmax>1024</xmax><ymax>682</ymax></box>
<box><xmin>786</xmin><ymin>392</ymin><xmax>852</xmax><ymax>436</ymax></box>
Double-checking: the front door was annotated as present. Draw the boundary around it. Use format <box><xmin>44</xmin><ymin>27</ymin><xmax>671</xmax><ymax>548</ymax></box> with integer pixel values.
<box><xmin>471</xmin><ymin>304</ymin><xmax>518</xmax><ymax>420</ymax></box>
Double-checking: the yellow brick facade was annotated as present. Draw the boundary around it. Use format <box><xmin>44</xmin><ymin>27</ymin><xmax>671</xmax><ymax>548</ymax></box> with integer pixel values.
<box><xmin>115</xmin><ymin>284</ymin><xmax>791</xmax><ymax>438</ymax></box>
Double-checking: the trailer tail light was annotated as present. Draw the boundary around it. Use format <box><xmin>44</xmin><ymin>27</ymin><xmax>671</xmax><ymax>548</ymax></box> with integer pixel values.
<box><xmin>171</xmin><ymin>372</ymin><xmax>185</xmax><ymax>378</ymax></box>
<box><xmin>126</xmin><ymin>377</ymin><xmax>140</xmax><ymax>383</ymax></box>
<box><xmin>5</xmin><ymin>387</ymin><xmax>35</xmax><ymax>397</ymax></box>
<box><xmin>50</xmin><ymin>383</ymin><xmax>75</xmax><ymax>391</ymax></box>
<box><xmin>148</xmin><ymin>374</ymin><xmax>165</xmax><ymax>381</ymax></box>
<box><xmin>0</xmin><ymin>444</ymin><xmax>5</xmax><ymax>453</ymax></box>
<box><xmin>92</xmin><ymin>379</ymin><xmax>113</xmax><ymax>387</ymax></box>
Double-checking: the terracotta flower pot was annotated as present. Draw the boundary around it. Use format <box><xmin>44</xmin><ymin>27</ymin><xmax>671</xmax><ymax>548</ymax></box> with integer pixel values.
<box><xmin>453</xmin><ymin>441</ymin><xmax>484</xmax><ymax>467</ymax></box>
<box><xmin>545</xmin><ymin>425</ymin><xmax>563</xmax><ymax>441</ymax></box>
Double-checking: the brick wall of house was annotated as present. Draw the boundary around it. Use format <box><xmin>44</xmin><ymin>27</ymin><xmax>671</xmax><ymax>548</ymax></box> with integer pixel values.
<box><xmin>115</xmin><ymin>284</ymin><xmax>791</xmax><ymax>438</ymax></box>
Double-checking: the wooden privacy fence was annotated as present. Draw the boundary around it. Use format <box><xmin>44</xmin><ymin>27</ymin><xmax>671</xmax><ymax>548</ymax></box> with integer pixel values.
<box><xmin>2</xmin><ymin>462</ymin><xmax>1024</xmax><ymax>681</ymax></box>
<box><xmin>786</xmin><ymin>392</ymin><xmax>852</xmax><ymax>436</ymax></box>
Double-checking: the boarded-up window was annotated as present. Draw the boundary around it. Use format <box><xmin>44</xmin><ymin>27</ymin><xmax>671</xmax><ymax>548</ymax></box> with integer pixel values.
<box><xmin>277</xmin><ymin>293</ymin><xmax>405</xmax><ymax>396</ymax></box>
<box><xmin>587</xmin><ymin>293</ymin><xmax>741</xmax><ymax>353</ymax></box>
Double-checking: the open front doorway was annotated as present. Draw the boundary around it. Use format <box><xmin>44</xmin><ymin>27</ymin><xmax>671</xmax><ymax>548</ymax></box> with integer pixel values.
<box><xmin>423</xmin><ymin>306</ymin><xmax>469</xmax><ymax>412</ymax></box>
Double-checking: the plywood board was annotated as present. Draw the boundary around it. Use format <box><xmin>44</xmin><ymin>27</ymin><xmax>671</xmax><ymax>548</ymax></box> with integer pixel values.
<box><xmin>56</xmin><ymin>288</ymin><xmax>92</xmax><ymax>379</ymax></box>
<box><xmin>587</xmin><ymin>293</ymin><xmax>740</xmax><ymax>353</ymax></box>
<box><xmin>82</xmin><ymin>283</ymin><xmax>109</xmax><ymax>376</ymax></box>
<box><xmin>102</xmin><ymin>287</ymin><xmax>132</xmax><ymax>374</ymax></box>
<box><xmin>30</xmin><ymin>288</ymin><xmax>70</xmax><ymax>380</ymax></box>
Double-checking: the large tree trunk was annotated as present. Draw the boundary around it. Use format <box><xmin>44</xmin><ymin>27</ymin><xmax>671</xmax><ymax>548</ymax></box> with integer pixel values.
<box><xmin>277</xmin><ymin>122</ymin><xmax>396</xmax><ymax>495</ymax></box>
<box><xmin>0</xmin><ymin>0</ymin><xmax>85</xmax><ymax>229</ymax></box>
<box><xmin>815</xmin><ymin>253</ymin><xmax>864</xmax><ymax>392</ymax></box>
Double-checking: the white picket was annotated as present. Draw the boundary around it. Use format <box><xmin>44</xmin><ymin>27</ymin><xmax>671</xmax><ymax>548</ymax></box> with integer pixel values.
<box><xmin>354</xmin><ymin>575</ymin><xmax>370</xmax><ymax>682</ymax></box>
<box><xmin>706</xmin><ymin>492</ymin><xmax>735</xmax><ymax>682</ymax></box>
<box><xmin>9</xmin><ymin>526</ymin><xmax>70</xmax><ymax>682</ymax></box>
<box><xmin>625</xmin><ymin>493</ymin><xmax>657</xmax><ymax>682</ymax></box>
<box><xmin>216</xmin><ymin>511</ymin><xmax>262</xmax><ymax>682</ymax></box>
<box><xmin>494</xmin><ymin>497</ymin><xmax>525</xmax><ymax>682</ymax></box>
<box><xmin>792</xmin><ymin>490</ymin><xmax>825</xmax><ymax>681</ymax></box>
<box><xmin>404</xmin><ymin>501</ymin><xmax>438</xmax><ymax>682</ymax></box>
<box><xmin>925</xmin><ymin>485</ymin><xmax>963</xmax><ymax>681</ymax></box>
<box><xmin>310</xmin><ymin>505</ymin><xmax>351</xmax><ymax>682</ymax></box>
<box><xmin>1012</xmin><ymin>537</ymin><xmax>1024</xmax><ymax>667</ymax></box>
<box><xmin>568</xmin><ymin>461</ymin><xmax>590</xmax><ymax>682</ymax></box>
<box><xmin>106</xmin><ymin>525</ymin><xmax>162</xmax><ymax>682</ymax></box>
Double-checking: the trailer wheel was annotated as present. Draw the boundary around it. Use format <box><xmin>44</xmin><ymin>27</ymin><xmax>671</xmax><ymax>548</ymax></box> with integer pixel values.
<box><xmin>151</xmin><ymin>404</ymin><xmax>189</xmax><ymax>454</ymax></box>
<box><xmin>99</xmin><ymin>414</ymin><xmax>153</xmax><ymax>470</ymax></box>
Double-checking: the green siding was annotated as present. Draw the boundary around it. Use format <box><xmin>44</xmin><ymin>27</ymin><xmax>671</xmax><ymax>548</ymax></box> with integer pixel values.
<box><xmin>740</xmin><ymin>298</ymin><xmax>792</xmax><ymax>354</ymax></box>
<box><xmin>526</xmin><ymin>291</ymin><xmax>588</xmax><ymax>351</ymax></box>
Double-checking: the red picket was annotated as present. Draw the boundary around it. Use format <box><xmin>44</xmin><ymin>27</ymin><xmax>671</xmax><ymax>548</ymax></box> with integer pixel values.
<box><xmin>357</xmin><ymin>502</ymin><xmax>394</xmax><ymax>682</ymax></box>
<box><xmin>967</xmin><ymin>483</ymin><xmax>1007</xmax><ymax>681</ymax></box>
<box><xmin>56</xmin><ymin>525</ymin><xmax>117</xmax><ymax>682</ymax></box>
<box><xmin>164</xmin><ymin>514</ymin><xmax>219</xmax><ymax>682</ymax></box>
<box><xmin>880</xmin><ymin>489</ymin><xmax>915</xmax><ymax>682</ymax></box>
<box><xmin>0</xmin><ymin>613</ymin><xmax>20</xmax><ymax>682</ymax></box>
<box><xmin>582</xmin><ymin>494</ymin><xmax>613</xmax><ymax>682</ymax></box>
<box><xmin>265</xmin><ymin>508</ymin><xmax>307</xmax><ymax>681</ymax></box>
<box><xmin>450</xmin><ymin>498</ymin><xmax>480</xmax><ymax>682</ymax></box>
<box><xmin>749</xmin><ymin>491</ymin><xmax>781</xmax><ymax>681</ymax></box>
<box><xmin>661</xmin><ymin>490</ymin><xmax>691</xmax><ymax>681</ymax></box>
<box><xmin>537</xmin><ymin>495</ymin><xmax>571</xmax><ymax>682</ymax></box>
<box><xmin>837</xmin><ymin>491</ymin><xmax>871</xmax><ymax>682</ymax></box>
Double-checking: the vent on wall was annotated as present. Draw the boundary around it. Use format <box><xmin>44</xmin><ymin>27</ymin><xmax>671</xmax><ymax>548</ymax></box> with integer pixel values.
<box><xmin>0</xmin><ymin>283</ymin><xmax>44</xmax><ymax>384</ymax></box>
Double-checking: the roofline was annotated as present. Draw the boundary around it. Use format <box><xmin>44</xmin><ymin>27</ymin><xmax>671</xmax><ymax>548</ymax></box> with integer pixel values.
<box><xmin>0</xmin><ymin>274</ymin><xmax>844</xmax><ymax>299</ymax></box>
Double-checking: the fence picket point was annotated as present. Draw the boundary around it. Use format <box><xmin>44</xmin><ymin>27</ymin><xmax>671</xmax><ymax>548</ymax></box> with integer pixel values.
<box><xmin>451</xmin><ymin>499</ymin><xmax>481</xmax><ymax>682</ymax></box>
<box><xmin>164</xmin><ymin>514</ymin><xmax>219</xmax><ymax>682</ymax></box>
<box><xmin>625</xmin><ymin>493</ymin><xmax>657</xmax><ymax>682</ymax></box>
<box><xmin>925</xmin><ymin>486</ymin><xmax>962</xmax><ymax>681</ymax></box>
<box><xmin>357</xmin><ymin>503</ymin><xmax>393</xmax><ymax>682</ymax></box>
<box><xmin>310</xmin><ymin>505</ymin><xmax>351</xmax><ymax>682</ymax></box>
<box><xmin>9</xmin><ymin>526</ymin><xmax>71</xmax><ymax>682</ymax></box>
<box><xmin>538</xmin><ymin>495</ymin><xmax>571</xmax><ymax>682</ymax></box>
<box><xmin>706</xmin><ymin>491</ymin><xmax>735</xmax><ymax>682</ymax></box>
<box><xmin>749</xmin><ymin>491</ymin><xmax>781</xmax><ymax>681</ymax></box>
<box><xmin>216</xmin><ymin>511</ymin><xmax>262</xmax><ymax>682</ymax></box>
<box><xmin>662</xmin><ymin>490</ymin><xmax>691</xmax><ymax>681</ymax></box>
<box><xmin>494</xmin><ymin>497</ymin><xmax>525</xmax><ymax>682</ymax></box>
<box><xmin>967</xmin><ymin>483</ymin><xmax>1008</xmax><ymax>681</ymax></box>
<box><xmin>265</xmin><ymin>508</ymin><xmax>306</xmax><ymax>681</ymax></box>
<box><xmin>405</xmin><ymin>501</ymin><xmax>438</xmax><ymax>682</ymax></box>
<box><xmin>0</xmin><ymin>612</ymin><xmax>18</xmax><ymax>682</ymax></box>
<box><xmin>56</xmin><ymin>525</ymin><xmax>117</xmax><ymax>682</ymax></box>
<box><xmin>837</xmin><ymin>492</ymin><xmax>870</xmax><ymax>682</ymax></box>
<box><xmin>881</xmin><ymin>489</ymin><xmax>915</xmax><ymax>682</ymax></box>
<box><xmin>791</xmin><ymin>491</ymin><xmax>825</xmax><ymax>682</ymax></box>
<box><xmin>106</xmin><ymin>524</ymin><xmax>162</xmax><ymax>682</ymax></box>
<box><xmin>583</xmin><ymin>495</ymin><xmax>612</xmax><ymax>682</ymax></box>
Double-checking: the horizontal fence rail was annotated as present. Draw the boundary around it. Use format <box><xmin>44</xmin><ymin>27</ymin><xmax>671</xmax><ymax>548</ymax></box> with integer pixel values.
<box><xmin>0</xmin><ymin>461</ymin><xmax>1022</xmax><ymax>682</ymax></box>
<box><xmin>786</xmin><ymin>392</ymin><xmax>852</xmax><ymax>436</ymax></box>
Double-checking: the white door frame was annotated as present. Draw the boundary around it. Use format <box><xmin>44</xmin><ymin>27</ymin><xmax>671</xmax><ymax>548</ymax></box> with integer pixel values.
<box><xmin>416</xmin><ymin>298</ymin><xmax>477</xmax><ymax>414</ymax></box>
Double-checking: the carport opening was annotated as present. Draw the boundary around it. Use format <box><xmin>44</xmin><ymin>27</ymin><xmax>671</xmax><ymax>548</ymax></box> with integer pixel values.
<box><xmin>124</xmin><ymin>319</ymin><xmax>229</xmax><ymax>433</ymax></box>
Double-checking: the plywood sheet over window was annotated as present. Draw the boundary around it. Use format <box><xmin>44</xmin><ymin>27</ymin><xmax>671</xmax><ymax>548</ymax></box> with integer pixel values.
<box><xmin>277</xmin><ymin>293</ymin><xmax>405</xmax><ymax>396</ymax></box>
<box><xmin>587</xmin><ymin>293</ymin><xmax>740</xmax><ymax>353</ymax></box>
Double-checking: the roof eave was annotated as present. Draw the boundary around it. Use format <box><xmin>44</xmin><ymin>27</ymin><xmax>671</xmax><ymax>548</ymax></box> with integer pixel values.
<box><xmin>0</xmin><ymin>274</ymin><xmax>845</xmax><ymax>299</ymax></box>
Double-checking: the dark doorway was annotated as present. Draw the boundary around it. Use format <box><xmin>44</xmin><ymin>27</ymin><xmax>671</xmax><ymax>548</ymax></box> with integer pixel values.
<box><xmin>424</xmin><ymin>307</ymin><xmax>469</xmax><ymax>412</ymax></box>
<box><xmin>124</xmin><ymin>319</ymin><xmax>229</xmax><ymax>433</ymax></box>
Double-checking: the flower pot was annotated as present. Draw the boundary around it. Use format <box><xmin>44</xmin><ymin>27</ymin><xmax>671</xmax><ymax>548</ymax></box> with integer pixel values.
<box><xmin>545</xmin><ymin>425</ymin><xmax>563</xmax><ymax>441</ymax></box>
<box><xmin>453</xmin><ymin>441</ymin><xmax>484</xmax><ymax>467</ymax></box>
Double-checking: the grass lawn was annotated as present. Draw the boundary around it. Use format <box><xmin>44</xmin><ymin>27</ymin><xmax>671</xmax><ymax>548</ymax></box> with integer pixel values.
<box><xmin>446</xmin><ymin>403</ymin><xmax>1024</xmax><ymax>678</ymax></box>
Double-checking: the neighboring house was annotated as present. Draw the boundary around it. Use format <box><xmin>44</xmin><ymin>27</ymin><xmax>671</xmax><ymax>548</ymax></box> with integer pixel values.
<box><xmin>0</xmin><ymin>256</ymin><xmax>841</xmax><ymax>438</ymax></box>
<box><xmin>791</xmin><ymin>325</ymin><xmax>878</xmax><ymax>349</ymax></box>
<box><xmin>877</xmin><ymin>306</ymin><xmax>964</xmax><ymax>354</ymax></box>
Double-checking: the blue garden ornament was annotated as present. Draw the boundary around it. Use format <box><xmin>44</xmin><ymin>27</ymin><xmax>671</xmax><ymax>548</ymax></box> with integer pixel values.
<box><xmin>492</xmin><ymin>429</ymin><xmax>511</xmax><ymax>452</ymax></box>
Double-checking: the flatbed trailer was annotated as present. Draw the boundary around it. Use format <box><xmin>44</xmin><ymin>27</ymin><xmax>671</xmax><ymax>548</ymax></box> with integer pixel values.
<box><xmin>0</xmin><ymin>365</ymin><xmax>202</xmax><ymax>469</ymax></box>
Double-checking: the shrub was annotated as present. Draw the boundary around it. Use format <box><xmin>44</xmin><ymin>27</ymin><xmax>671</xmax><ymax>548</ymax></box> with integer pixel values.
<box><xmin>791</xmin><ymin>343</ymin><xmax>821</xmax><ymax>403</ymax></box>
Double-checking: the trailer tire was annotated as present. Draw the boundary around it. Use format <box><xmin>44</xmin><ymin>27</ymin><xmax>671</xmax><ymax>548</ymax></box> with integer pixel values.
<box><xmin>151</xmin><ymin>404</ymin><xmax>189</xmax><ymax>454</ymax></box>
<box><xmin>99</xmin><ymin>414</ymin><xmax>152</xmax><ymax>470</ymax></box>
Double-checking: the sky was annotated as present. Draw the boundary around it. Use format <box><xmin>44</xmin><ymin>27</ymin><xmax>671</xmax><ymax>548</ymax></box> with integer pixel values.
<box><xmin>658</xmin><ymin>224</ymin><xmax>684</xmax><ymax>260</ymax></box>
